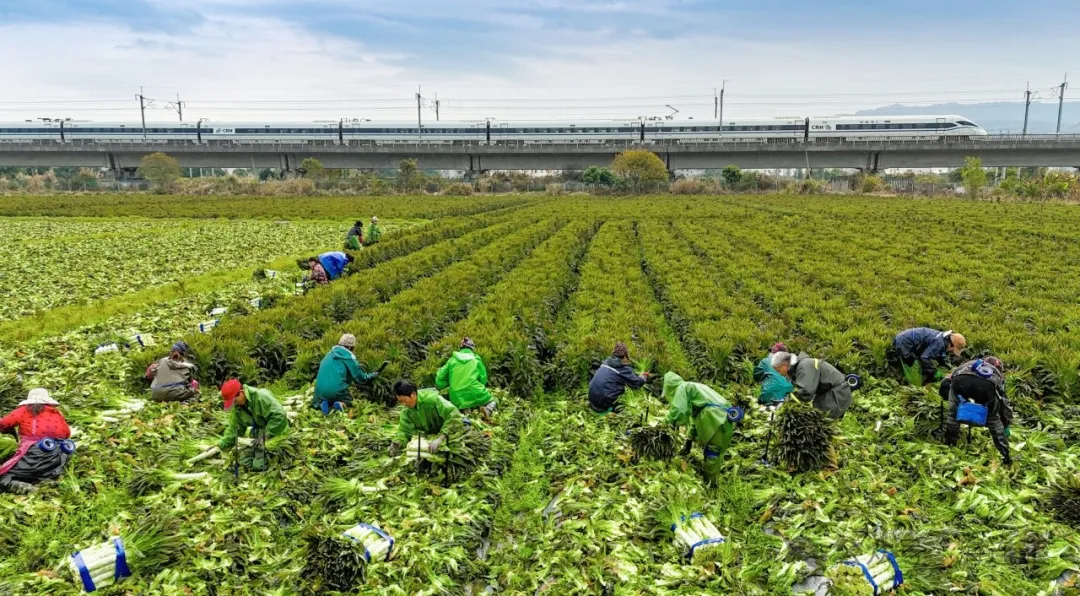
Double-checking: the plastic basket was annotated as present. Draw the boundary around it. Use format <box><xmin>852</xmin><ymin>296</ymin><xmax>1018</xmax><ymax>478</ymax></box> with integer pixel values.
<box><xmin>69</xmin><ymin>536</ymin><xmax>132</xmax><ymax>593</ymax></box>
<box><xmin>342</xmin><ymin>523</ymin><xmax>395</xmax><ymax>563</ymax></box>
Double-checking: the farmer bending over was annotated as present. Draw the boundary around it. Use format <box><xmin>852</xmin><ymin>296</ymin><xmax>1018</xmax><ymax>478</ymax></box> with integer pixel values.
<box><xmin>892</xmin><ymin>327</ymin><xmax>966</xmax><ymax>385</ymax></box>
<box><xmin>148</xmin><ymin>341</ymin><xmax>200</xmax><ymax>403</ymax></box>
<box><xmin>345</xmin><ymin>220</ymin><xmax>365</xmax><ymax>250</ymax></box>
<box><xmin>305</xmin><ymin>257</ymin><xmax>329</xmax><ymax>286</ymax></box>
<box><xmin>588</xmin><ymin>342</ymin><xmax>650</xmax><ymax>414</ymax></box>
<box><xmin>388</xmin><ymin>379</ymin><xmax>464</xmax><ymax>457</ymax></box>
<box><xmin>367</xmin><ymin>216</ymin><xmax>382</xmax><ymax>245</ymax></box>
<box><xmin>663</xmin><ymin>372</ymin><xmax>736</xmax><ymax>484</ymax></box>
<box><xmin>219</xmin><ymin>379</ymin><xmax>289</xmax><ymax>472</ymax></box>
<box><xmin>755</xmin><ymin>342</ymin><xmax>793</xmax><ymax>406</ymax></box>
<box><xmin>939</xmin><ymin>356</ymin><xmax>1013</xmax><ymax>465</ymax></box>
<box><xmin>436</xmin><ymin>337</ymin><xmax>495</xmax><ymax>417</ymax></box>
<box><xmin>771</xmin><ymin>351</ymin><xmax>853</xmax><ymax>420</ymax></box>
<box><xmin>313</xmin><ymin>334</ymin><xmax>382</xmax><ymax>414</ymax></box>
<box><xmin>0</xmin><ymin>389</ymin><xmax>73</xmax><ymax>494</ymax></box>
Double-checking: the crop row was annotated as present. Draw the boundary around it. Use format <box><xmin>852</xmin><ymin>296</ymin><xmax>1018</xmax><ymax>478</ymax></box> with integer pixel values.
<box><xmin>413</xmin><ymin>219</ymin><xmax>600</xmax><ymax>395</ymax></box>
<box><xmin>550</xmin><ymin>220</ymin><xmax>692</xmax><ymax>391</ymax></box>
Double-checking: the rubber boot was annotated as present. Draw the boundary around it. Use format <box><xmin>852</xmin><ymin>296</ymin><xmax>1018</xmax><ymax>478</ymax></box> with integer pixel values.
<box><xmin>332</xmin><ymin>402</ymin><xmax>345</xmax><ymax>413</ymax></box>
<box><xmin>320</xmin><ymin>401</ymin><xmax>330</xmax><ymax>416</ymax></box>
<box><xmin>7</xmin><ymin>480</ymin><xmax>39</xmax><ymax>494</ymax></box>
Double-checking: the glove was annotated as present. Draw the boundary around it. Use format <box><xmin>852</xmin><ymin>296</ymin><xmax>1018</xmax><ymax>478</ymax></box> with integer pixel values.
<box><xmin>1004</xmin><ymin>426</ymin><xmax>1011</xmax><ymax>438</ymax></box>
<box><xmin>680</xmin><ymin>438</ymin><xmax>693</xmax><ymax>457</ymax></box>
<box><xmin>429</xmin><ymin>434</ymin><xmax>446</xmax><ymax>454</ymax></box>
<box><xmin>388</xmin><ymin>442</ymin><xmax>401</xmax><ymax>457</ymax></box>
<box><xmin>369</xmin><ymin>370</ymin><xmax>380</xmax><ymax>380</ymax></box>
<box><xmin>190</xmin><ymin>380</ymin><xmax>200</xmax><ymax>392</ymax></box>
<box><xmin>483</xmin><ymin>399</ymin><xmax>497</xmax><ymax>416</ymax></box>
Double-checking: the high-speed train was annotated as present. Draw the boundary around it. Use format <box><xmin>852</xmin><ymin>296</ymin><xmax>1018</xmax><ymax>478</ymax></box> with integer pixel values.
<box><xmin>0</xmin><ymin>115</ymin><xmax>987</xmax><ymax>143</ymax></box>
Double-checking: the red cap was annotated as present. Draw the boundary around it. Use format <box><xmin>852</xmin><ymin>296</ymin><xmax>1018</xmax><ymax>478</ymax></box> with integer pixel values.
<box><xmin>221</xmin><ymin>379</ymin><xmax>242</xmax><ymax>410</ymax></box>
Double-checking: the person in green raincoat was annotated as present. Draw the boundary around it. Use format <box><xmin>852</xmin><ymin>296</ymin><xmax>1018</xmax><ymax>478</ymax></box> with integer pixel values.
<box><xmin>435</xmin><ymin>338</ymin><xmax>495</xmax><ymax>416</ymax></box>
<box><xmin>755</xmin><ymin>342</ymin><xmax>794</xmax><ymax>405</ymax></box>
<box><xmin>218</xmin><ymin>379</ymin><xmax>290</xmax><ymax>472</ymax></box>
<box><xmin>388</xmin><ymin>379</ymin><xmax>465</xmax><ymax>456</ymax></box>
<box><xmin>312</xmin><ymin>334</ymin><xmax>384</xmax><ymax>414</ymax></box>
<box><xmin>367</xmin><ymin>216</ymin><xmax>382</xmax><ymax>245</ymax></box>
<box><xmin>663</xmin><ymin>372</ymin><xmax>736</xmax><ymax>483</ymax></box>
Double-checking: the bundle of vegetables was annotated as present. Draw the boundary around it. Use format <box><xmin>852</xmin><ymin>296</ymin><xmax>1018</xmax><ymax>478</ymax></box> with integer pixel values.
<box><xmin>0</xmin><ymin>434</ymin><xmax>16</xmax><ymax>460</ymax></box>
<box><xmin>97</xmin><ymin>397</ymin><xmax>145</xmax><ymax>424</ymax></box>
<box><xmin>629</xmin><ymin>424</ymin><xmax>677</xmax><ymax>460</ymax></box>
<box><xmin>67</xmin><ymin>537</ymin><xmax>131</xmax><ymax>592</ymax></box>
<box><xmin>301</xmin><ymin>531</ymin><xmax>369</xmax><ymax>592</ymax></box>
<box><xmin>776</xmin><ymin>398</ymin><xmax>837</xmax><ymax>472</ymax></box>
<box><xmin>126</xmin><ymin>468</ymin><xmax>210</xmax><ymax>497</ymax></box>
<box><xmin>404</xmin><ymin>427</ymin><xmax>493</xmax><ymax>484</ymax></box>
<box><xmin>669</xmin><ymin>512</ymin><xmax>726</xmax><ymax>563</ymax></box>
<box><xmin>825</xmin><ymin>551</ymin><xmax>903</xmax><ymax>594</ymax></box>
<box><xmin>1047</xmin><ymin>477</ymin><xmax>1080</xmax><ymax>529</ymax></box>
<box><xmin>342</xmin><ymin>523</ymin><xmax>395</xmax><ymax>563</ymax></box>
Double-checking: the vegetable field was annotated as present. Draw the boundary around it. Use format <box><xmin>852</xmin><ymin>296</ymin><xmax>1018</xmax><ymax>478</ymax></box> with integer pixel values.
<box><xmin>2</xmin><ymin>194</ymin><xmax>1080</xmax><ymax>595</ymax></box>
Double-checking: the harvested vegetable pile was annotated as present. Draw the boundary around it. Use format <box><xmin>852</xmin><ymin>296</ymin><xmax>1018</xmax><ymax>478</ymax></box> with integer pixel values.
<box><xmin>3</xmin><ymin>195</ymin><xmax>1080</xmax><ymax>594</ymax></box>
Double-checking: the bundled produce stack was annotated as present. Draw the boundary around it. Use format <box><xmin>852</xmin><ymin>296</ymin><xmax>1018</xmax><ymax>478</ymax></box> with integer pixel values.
<box><xmin>670</xmin><ymin>513</ymin><xmax>726</xmax><ymax>563</ymax></box>
<box><xmin>67</xmin><ymin>537</ymin><xmax>131</xmax><ymax>593</ymax></box>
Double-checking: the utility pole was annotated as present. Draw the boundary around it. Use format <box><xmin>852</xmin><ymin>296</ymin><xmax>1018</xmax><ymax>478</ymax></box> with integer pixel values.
<box><xmin>1022</xmin><ymin>82</ymin><xmax>1034</xmax><ymax>137</ymax></box>
<box><xmin>434</xmin><ymin>92</ymin><xmax>440</xmax><ymax>121</ymax></box>
<box><xmin>416</xmin><ymin>85</ymin><xmax>423</xmax><ymax>139</ymax></box>
<box><xmin>718</xmin><ymin>80</ymin><xmax>728</xmax><ymax>138</ymax></box>
<box><xmin>1056</xmin><ymin>74</ymin><xmax>1068</xmax><ymax>134</ymax></box>
<box><xmin>136</xmin><ymin>86</ymin><xmax>149</xmax><ymax>140</ymax></box>
<box><xmin>713</xmin><ymin>88</ymin><xmax>718</xmax><ymax>119</ymax></box>
<box><xmin>176</xmin><ymin>94</ymin><xmax>184</xmax><ymax>122</ymax></box>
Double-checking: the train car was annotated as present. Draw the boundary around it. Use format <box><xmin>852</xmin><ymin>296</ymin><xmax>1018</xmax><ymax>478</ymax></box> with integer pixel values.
<box><xmin>648</xmin><ymin>118</ymin><xmax>807</xmax><ymax>141</ymax></box>
<box><xmin>808</xmin><ymin>115</ymin><xmax>987</xmax><ymax>140</ymax></box>
<box><xmin>485</xmin><ymin>120</ymin><xmax>642</xmax><ymax>143</ymax></box>
<box><xmin>0</xmin><ymin>121</ymin><xmax>66</xmax><ymax>140</ymax></box>
<box><xmin>63</xmin><ymin>121</ymin><xmax>198</xmax><ymax>141</ymax></box>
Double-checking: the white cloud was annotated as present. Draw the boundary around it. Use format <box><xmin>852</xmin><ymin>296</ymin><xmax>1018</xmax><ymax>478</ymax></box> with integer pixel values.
<box><xmin>0</xmin><ymin>6</ymin><xmax>1077</xmax><ymax>125</ymax></box>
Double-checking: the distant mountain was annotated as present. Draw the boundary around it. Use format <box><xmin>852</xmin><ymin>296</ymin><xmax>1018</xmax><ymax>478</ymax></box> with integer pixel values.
<box><xmin>853</xmin><ymin>101</ymin><xmax>1080</xmax><ymax>134</ymax></box>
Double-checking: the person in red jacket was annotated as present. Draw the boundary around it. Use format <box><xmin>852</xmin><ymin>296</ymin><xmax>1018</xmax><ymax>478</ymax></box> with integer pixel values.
<box><xmin>0</xmin><ymin>388</ymin><xmax>73</xmax><ymax>494</ymax></box>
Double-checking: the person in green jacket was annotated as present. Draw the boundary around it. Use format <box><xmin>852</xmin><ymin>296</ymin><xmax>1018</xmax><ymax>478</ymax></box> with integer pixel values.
<box><xmin>435</xmin><ymin>338</ymin><xmax>495</xmax><ymax>416</ymax></box>
<box><xmin>388</xmin><ymin>379</ymin><xmax>465</xmax><ymax>457</ymax></box>
<box><xmin>218</xmin><ymin>379</ymin><xmax>289</xmax><ymax>472</ymax></box>
<box><xmin>367</xmin><ymin>216</ymin><xmax>382</xmax><ymax>245</ymax></box>
<box><xmin>312</xmin><ymin>334</ymin><xmax>384</xmax><ymax>414</ymax></box>
<box><xmin>663</xmin><ymin>372</ymin><xmax>737</xmax><ymax>484</ymax></box>
<box><xmin>755</xmin><ymin>342</ymin><xmax>794</xmax><ymax>405</ymax></box>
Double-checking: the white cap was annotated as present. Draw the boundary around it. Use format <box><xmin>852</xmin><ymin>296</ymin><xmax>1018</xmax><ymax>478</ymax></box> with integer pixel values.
<box><xmin>20</xmin><ymin>388</ymin><xmax>59</xmax><ymax>407</ymax></box>
<box><xmin>371</xmin><ymin>216</ymin><xmax>379</xmax><ymax>223</ymax></box>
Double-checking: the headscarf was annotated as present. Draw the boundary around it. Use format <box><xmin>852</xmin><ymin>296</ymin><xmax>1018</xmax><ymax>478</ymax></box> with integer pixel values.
<box><xmin>460</xmin><ymin>337</ymin><xmax>476</xmax><ymax>350</ymax></box>
<box><xmin>612</xmin><ymin>342</ymin><xmax>629</xmax><ymax>359</ymax></box>
<box><xmin>339</xmin><ymin>333</ymin><xmax>357</xmax><ymax>349</ymax></box>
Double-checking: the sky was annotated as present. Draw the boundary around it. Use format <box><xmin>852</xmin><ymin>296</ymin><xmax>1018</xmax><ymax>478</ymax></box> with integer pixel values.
<box><xmin>1</xmin><ymin>0</ymin><xmax>1078</xmax><ymax>124</ymax></box>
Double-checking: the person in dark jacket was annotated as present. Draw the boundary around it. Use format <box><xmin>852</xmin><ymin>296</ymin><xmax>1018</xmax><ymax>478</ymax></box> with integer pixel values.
<box><xmin>312</xmin><ymin>334</ymin><xmax>382</xmax><ymax>414</ymax></box>
<box><xmin>939</xmin><ymin>356</ymin><xmax>1013</xmax><ymax>465</ymax></box>
<box><xmin>0</xmin><ymin>389</ymin><xmax>73</xmax><ymax>494</ymax></box>
<box><xmin>345</xmin><ymin>220</ymin><xmax>365</xmax><ymax>250</ymax></box>
<box><xmin>587</xmin><ymin>342</ymin><xmax>650</xmax><ymax>414</ymax></box>
<box><xmin>771</xmin><ymin>352</ymin><xmax>852</xmax><ymax>420</ymax></box>
<box><xmin>892</xmin><ymin>327</ymin><xmax>967</xmax><ymax>385</ymax></box>
<box><xmin>148</xmin><ymin>341</ymin><xmax>200</xmax><ymax>402</ymax></box>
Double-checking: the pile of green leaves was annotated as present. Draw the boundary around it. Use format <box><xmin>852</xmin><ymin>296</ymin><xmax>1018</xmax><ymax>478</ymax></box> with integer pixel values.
<box><xmin>775</xmin><ymin>399</ymin><xmax>837</xmax><ymax>473</ymax></box>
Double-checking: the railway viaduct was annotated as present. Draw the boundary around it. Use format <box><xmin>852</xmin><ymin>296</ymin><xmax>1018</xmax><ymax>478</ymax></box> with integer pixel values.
<box><xmin>1</xmin><ymin>136</ymin><xmax>1079</xmax><ymax>174</ymax></box>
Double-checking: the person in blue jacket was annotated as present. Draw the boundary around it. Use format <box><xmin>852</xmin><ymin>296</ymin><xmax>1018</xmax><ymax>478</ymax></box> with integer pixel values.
<box><xmin>755</xmin><ymin>342</ymin><xmax>793</xmax><ymax>405</ymax></box>
<box><xmin>318</xmin><ymin>251</ymin><xmax>354</xmax><ymax>280</ymax></box>
<box><xmin>891</xmin><ymin>328</ymin><xmax>967</xmax><ymax>385</ymax></box>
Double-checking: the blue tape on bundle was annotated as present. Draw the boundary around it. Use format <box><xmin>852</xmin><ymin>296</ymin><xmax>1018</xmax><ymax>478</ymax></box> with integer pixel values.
<box><xmin>113</xmin><ymin>537</ymin><xmax>131</xmax><ymax>580</ymax></box>
<box><xmin>340</xmin><ymin>527</ymin><xmax>372</xmax><ymax>563</ymax></box>
<box><xmin>842</xmin><ymin>559</ymin><xmax>879</xmax><ymax>594</ymax></box>
<box><xmin>38</xmin><ymin>438</ymin><xmax>57</xmax><ymax>452</ymax></box>
<box><xmin>880</xmin><ymin>550</ymin><xmax>903</xmax><ymax>587</ymax></box>
<box><xmin>357</xmin><ymin>523</ymin><xmax>395</xmax><ymax>561</ymax></box>
<box><xmin>61</xmin><ymin>440</ymin><xmax>76</xmax><ymax>454</ymax></box>
<box><xmin>686</xmin><ymin>536</ymin><xmax>725</xmax><ymax>560</ymax></box>
<box><xmin>71</xmin><ymin>551</ymin><xmax>96</xmax><ymax>592</ymax></box>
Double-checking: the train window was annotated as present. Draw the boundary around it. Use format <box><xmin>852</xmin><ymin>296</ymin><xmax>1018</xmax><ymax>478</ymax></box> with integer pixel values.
<box><xmin>958</xmin><ymin>120</ymin><xmax>976</xmax><ymax>127</ymax></box>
